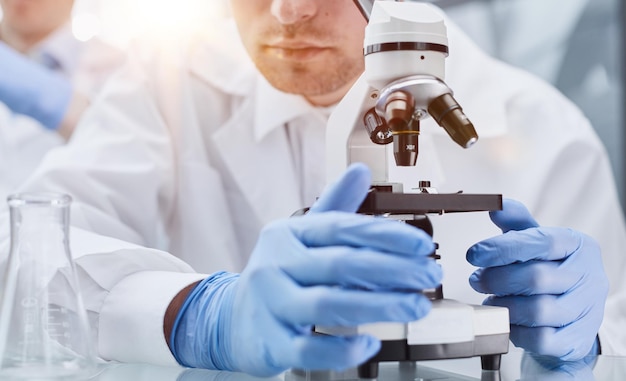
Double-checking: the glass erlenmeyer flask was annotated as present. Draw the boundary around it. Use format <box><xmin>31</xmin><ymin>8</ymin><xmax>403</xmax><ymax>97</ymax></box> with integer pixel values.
<box><xmin>0</xmin><ymin>193</ymin><xmax>96</xmax><ymax>380</ymax></box>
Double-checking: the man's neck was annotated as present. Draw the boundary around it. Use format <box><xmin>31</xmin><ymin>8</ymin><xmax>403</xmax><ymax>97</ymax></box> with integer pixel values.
<box><xmin>0</xmin><ymin>23</ymin><xmax>51</xmax><ymax>53</ymax></box>
<box><xmin>304</xmin><ymin>75</ymin><xmax>361</xmax><ymax>107</ymax></box>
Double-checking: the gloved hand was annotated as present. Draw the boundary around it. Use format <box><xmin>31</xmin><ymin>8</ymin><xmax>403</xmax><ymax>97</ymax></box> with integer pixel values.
<box><xmin>171</xmin><ymin>163</ymin><xmax>441</xmax><ymax>376</ymax></box>
<box><xmin>0</xmin><ymin>42</ymin><xmax>72</xmax><ymax>130</ymax></box>
<box><xmin>466</xmin><ymin>199</ymin><xmax>608</xmax><ymax>361</ymax></box>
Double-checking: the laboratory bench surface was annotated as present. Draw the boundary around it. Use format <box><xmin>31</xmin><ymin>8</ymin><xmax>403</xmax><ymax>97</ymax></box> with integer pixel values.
<box><xmin>89</xmin><ymin>347</ymin><xmax>626</xmax><ymax>381</ymax></box>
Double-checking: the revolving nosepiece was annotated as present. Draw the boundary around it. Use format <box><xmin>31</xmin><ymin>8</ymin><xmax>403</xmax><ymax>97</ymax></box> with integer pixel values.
<box><xmin>428</xmin><ymin>93</ymin><xmax>478</xmax><ymax>148</ymax></box>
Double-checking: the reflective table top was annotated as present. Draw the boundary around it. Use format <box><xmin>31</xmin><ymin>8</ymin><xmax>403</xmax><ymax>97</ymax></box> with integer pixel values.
<box><xmin>91</xmin><ymin>348</ymin><xmax>626</xmax><ymax>381</ymax></box>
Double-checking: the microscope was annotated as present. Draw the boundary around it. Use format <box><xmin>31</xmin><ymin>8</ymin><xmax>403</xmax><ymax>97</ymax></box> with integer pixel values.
<box><xmin>318</xmin><ymin>1</ymin><xmax>510</xmax><ymax>378</ymax></box>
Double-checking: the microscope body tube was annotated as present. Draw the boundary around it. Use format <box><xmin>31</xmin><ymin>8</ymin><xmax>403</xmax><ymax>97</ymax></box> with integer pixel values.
<box><xmin>363</xmin><ymin>2</ymin><xmax>448</xmax><ymax>88</ymax></box>
<box><xmin>326</xmin><ymin>2</ymin><xmax>477</xmax><ymax>182</ymax></box>
<box><xmin>363</xmin><ymin>2</ymin><xmax>477</xmax><ymax>164</ymax></box>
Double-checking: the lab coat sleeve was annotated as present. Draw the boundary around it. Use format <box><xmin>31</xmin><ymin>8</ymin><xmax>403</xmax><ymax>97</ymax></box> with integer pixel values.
<box><xmin>20</xmin><ymin>43</ymin><xmax>179</xmax><ymax>248</ymax></box>
<box><xmin>0</xmin><ymin>219</ymin><xmax>205</xmax><ymax>365</ymax></box>
<box><xmin>97</xmin><ymin>269</ymin><xmax>206</xmax><ymax>364</ymax></box>
<box><xmin>70</xmin><ymin>228</ymin><xmax>206</xmax><ymax>365</ymax></box>
<box><xmin>9</xmin><ymin>42</ymin><xmax>207</xmax><ymax>363</ymax></box>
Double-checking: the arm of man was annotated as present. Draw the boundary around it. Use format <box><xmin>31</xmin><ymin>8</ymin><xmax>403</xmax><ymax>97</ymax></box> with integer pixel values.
<box><xmin>6</xmin><ymin>164</ymin><xmax>441</xmax><ymax>373</ymax></box>
<box><xmin>165</xmin><ymin>164</ymin><xmax>442</xmax><ymax>376</ymax></box>
<box><xmin>18</xmin><ymin>44</ymin><xmax>178</xmax><ymax>248</ymax></box>
<box><xmin>67</xmin><ymin>228</ymin><xmax>205</xmax><ymax>365</ymax></box>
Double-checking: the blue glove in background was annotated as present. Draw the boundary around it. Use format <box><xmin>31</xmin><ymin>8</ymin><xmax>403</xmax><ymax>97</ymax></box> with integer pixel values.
<box><xmin>172</xmin><ymin>163</ymin><xmax>442</xmax><ymax>376</ymax></box>
<box><xmin>0</xmin><ymin>42</ymin><xmax>72</xmax><ymax>130</ymax></box>
<box><xmin>466</xmin><ymin>199</ymin><xmax>608</xmax><ymax>361</ymax></box>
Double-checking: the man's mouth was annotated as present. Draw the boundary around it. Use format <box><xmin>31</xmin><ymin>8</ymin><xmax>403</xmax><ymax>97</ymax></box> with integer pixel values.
<box><xmin>268</xmin><ymin>47</ymin><xmax>328</xmax><ymax>60</ymax></box>
<box><xmin>264</xmin><ymin>40</ymin><xmax>331</xmax><ymax>61</ymax></box>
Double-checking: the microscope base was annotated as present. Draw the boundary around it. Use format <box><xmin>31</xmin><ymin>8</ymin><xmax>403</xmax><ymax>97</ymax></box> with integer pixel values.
<box><xmin>357</xmin><ymin>333</ymin><xmax>509</xmax><ymax>378</ymax></box>
<box><xmin>316</xmin><ymin>301</ymin><xmax>510</xmax><ymax>379</ymax></box>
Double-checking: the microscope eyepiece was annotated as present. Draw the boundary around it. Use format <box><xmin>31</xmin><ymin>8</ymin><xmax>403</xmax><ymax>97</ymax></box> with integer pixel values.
<box><xmin>428</xmin><ymin>93</ymin><xmax>478</xmax><ymax>148</ymax></box>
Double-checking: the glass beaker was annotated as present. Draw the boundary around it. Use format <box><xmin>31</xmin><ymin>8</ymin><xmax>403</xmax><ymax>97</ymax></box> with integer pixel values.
<box><xmin>0</xmin><ymin>193</ymin><xmax>96</xmax><ymax>380</ymax></box>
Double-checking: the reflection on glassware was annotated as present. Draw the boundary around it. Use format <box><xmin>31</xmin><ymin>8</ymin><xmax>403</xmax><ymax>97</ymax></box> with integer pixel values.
<box><xmin>0</xmin><ymin>193</ymin><xmax>96</xmax><ymax>379</ymax></box>
<box><xmin>92</xmin><ymin>363</ymin><xmax>283</xmax><ymax>381</ymax></box>
<box><xmin>520</xmin><ymin>351</ymin><xmax>596</xmax><ymax>381</ymax></box>
<box><xmin>287</xmin><ymin>361</ymin><xmax>492</xmax><ymax>381</ymax></box>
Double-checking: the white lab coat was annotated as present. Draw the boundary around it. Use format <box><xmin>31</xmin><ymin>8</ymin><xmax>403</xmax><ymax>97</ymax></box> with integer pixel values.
<box><xmin>12</xmin><ymin>17</ymin><xmax>626</xmax><ymax>365</ymax></box>
<box><xmin>443</xmin><ymin>0</ymin><xmax>590</xmax><ymax>82</ymax></box>
<box><xmin>0</xmin><ymin>23</ymin><xmax>124</xmax><ymax>199</ymax></box>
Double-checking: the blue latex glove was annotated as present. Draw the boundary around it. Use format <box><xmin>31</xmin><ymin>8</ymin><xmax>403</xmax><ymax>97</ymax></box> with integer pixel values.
<box><xmin>466</xmin><ymin>199</ymin><xmax>608</xmax><ymax>361</ymax></box>
<box><xmin>171</xmin><ymin>163</ymin><xmax>441</xmax><ymax>376</ymax></box>
<box><xmin>0</xmin><ymin>42</ymin><xmax>72</xmax><ymax>130</ymax></box>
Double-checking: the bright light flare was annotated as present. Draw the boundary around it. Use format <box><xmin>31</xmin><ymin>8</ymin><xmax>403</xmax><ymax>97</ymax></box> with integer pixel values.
<box><xmin>93</xmin><ymin>0</ymin><xmax>227</xmax><ymax>47</ymax></box>
<box><xmin>72</xmin><ymin>13</ymin><xmax>101</xmax><ymax>42</ymax></box>
<box><xmin>137</xmin><ymin>0</ymin><xmax>210</xmax><ymax>32</ymax></box>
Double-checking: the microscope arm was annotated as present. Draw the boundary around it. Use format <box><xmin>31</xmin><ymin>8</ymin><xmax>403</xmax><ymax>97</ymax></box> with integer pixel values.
<box><xmin>352</xmin><ymin>0</ymin><xmax>375</xmax><ymax>20</ymax></box>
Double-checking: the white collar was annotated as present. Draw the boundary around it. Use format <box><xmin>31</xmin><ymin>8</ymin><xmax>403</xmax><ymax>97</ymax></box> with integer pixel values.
<box><xmin>27</xmin><ymin>23</ymin><xmax>83</xmax><ymax>75</ymax></box>
<box><xmin>253</xmin><ymin>74</ymin><xmax>319</xmax><ymax>142</ymax></box>
<box><xmin>189</xmin><ymin>19</ymin><xmax>325</xmax><ymax>142</ymax></box>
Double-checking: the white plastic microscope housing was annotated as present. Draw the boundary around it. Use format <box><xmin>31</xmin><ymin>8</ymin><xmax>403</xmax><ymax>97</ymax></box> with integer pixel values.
<box><xmin>364</xmin><ymin>1</ymin><xmax>448</xmax><ymax>88</ymax></box>
<box><xmin>326</xmin><ymin>2</ymin><xmax>452</xmax><ymax>185</ymax></box>
<box><xmin>322</xmin><ymin>2</ymin><xmax>509</xmax><ymax>377</ymax></box>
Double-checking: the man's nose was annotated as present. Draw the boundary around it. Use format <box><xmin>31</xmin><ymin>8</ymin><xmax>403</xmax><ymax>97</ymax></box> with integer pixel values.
<box><xmin>270</xmin><ymin>0</ymin><xmax>318</xmax><ymax>25</ymax></box>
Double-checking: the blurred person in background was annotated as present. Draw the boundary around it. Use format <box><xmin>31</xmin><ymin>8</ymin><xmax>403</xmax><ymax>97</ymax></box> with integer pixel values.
<box><xmin>0</xmin><ymin>0</ymin><xmax>124</xmax><ymax>198</ymax></box>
